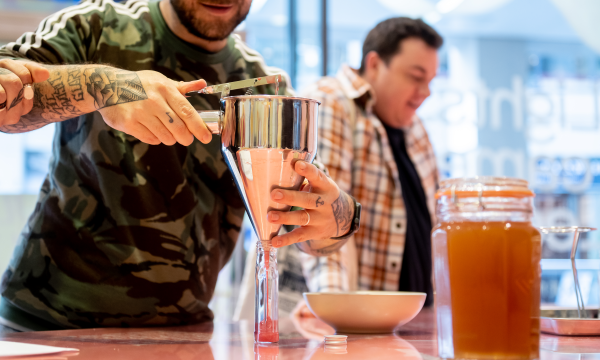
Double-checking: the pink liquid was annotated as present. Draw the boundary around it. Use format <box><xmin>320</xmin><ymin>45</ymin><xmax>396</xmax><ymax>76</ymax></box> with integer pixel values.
<box><xmin>255</xmin><ymin>251</ymin><xmax>278</xmax><ymax>343</ymax></box>
<box><xmin>255</xmin><ymin>318</ymin><xmax>279</xmax><ymax>343</ymax></box>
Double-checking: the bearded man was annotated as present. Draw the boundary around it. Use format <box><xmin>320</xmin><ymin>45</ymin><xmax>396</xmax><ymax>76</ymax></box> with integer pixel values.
<box><xmin>0</xmin><ymin>0</ymin><xmax>356</xmax><ymax>332</ymax></box>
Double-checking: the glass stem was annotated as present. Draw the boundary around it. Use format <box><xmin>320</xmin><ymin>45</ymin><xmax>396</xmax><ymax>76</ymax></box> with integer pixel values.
<box><xmin>254</xmin><ymin>241</ymin><xmax>279</xmax><ymax>343</ymax></box>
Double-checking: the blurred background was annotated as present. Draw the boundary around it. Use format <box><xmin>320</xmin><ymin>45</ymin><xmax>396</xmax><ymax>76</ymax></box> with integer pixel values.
<box><xmin>0</xmin><ymin>0</ymin><xmax>599</xmax><ymax>318</ymax></box>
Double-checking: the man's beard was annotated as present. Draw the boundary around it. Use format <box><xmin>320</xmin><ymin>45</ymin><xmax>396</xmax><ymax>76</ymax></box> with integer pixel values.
<box><xmin>171</xmin><ymin>0</ymin><xmax>249</xmax><ymax>42</ymax></box>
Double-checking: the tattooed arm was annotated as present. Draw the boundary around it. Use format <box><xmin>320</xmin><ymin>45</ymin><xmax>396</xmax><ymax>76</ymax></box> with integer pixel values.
<box><xmin>0</xmin><ymin>59</ymin><xmax>212</xmax><ymax>146</ymax></box>
<box><xmin>0</xmin><ymin>64</ymin><xmax>147</xmax><ymax>133</ymax></box>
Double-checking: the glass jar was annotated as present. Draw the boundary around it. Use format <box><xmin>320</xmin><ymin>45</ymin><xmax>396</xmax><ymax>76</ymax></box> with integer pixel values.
<box><xmin>254</xmin><ymin>241</ymin><xmax>279</xmax><ymax>343</ymax></box>
<box><xmin>432</xmin><ymin>177</ymin><xmax>541</xmax><ymax>359</ymax></box>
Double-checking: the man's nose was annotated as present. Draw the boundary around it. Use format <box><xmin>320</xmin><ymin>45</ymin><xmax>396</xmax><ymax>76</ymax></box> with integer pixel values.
<box><xmin>420</xmin><ymin>83</ymin><xmax>431</xmax><ymax>98</ymax></box>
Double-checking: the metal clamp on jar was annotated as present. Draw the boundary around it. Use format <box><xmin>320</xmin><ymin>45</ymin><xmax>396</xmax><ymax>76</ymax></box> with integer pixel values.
<box><xmin>538</xmin><ymin>226</ymin><xmax>600</xmax><ymax>336</ymax></box>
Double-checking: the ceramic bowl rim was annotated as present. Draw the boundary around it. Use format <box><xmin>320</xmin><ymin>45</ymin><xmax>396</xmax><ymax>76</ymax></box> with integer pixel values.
<box><xmin>303</xmin><ymin>291</ymin><xmax>426</xmax><ymax>296</ymax></box>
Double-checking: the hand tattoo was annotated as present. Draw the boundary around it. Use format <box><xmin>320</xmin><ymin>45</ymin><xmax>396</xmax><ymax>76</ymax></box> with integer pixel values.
<box><xmin>8</xmin><ymin>87</ymin><xmax>24</xmax><ymax>109</ymax></box>
<box><xmin>331</xmin><ymin>192</ymin><xmax>353</xmax><ymax>236</ymax></box>
<box><xmin>84</xmin><ymin>67</ymin><xmax>147</xmax><ymax>109</ymax></box>
<box><xmin>315</xmin><ymin>196</ymin><xmax>324</xmax><ymax>208</ymax></box>
<box><xmin>167</xmin><ymin>112</ymin><xmax>174</xmax><ymax>123</ymax></box>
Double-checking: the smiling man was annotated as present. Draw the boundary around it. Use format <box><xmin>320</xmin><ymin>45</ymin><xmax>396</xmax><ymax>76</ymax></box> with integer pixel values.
<box><xmin>298</xmin><ymin>18</ymin><xmax>443</xmax><ymax>306</ymax></box>
<box><xmin>0</xmin><ymin>0</ymin><xmax>356</xmax><ymax>332</ymax></box>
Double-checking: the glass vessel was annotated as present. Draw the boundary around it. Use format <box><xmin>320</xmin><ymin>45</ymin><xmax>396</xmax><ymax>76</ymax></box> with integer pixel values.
<box><xmin>432</xmin><ymin>177</ymin><xmax>541</xmax><ymax>359</ymax></box>
<box><xmin>254</xmin><ymin>241</ymin><xmax>279</xmax><ymax>343</ymax></box>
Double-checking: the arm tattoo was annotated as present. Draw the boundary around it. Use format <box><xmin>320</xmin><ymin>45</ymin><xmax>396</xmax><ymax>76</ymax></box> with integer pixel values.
<box><xmin>83</xmin><ymin>67</ymin><xmax>147</xmax><ymax>109</ymax></box>
<box><xmin>1</xmin><ymin>65</ymin><xmax>148</xmax><ymax>134</ymax></box>
<box><xmin>67</xmin><ymin>67</ymin><xmax>85</xmax><ymax>101</ymax></box>
<box><xmin>331</xmin><ymin>192</ymin><xmax>353</xmax><ymax>236</ymax></box>
<box><xmin>44</xmin><ymin>69</ymin><xmax>83</xmax><ymax>119</ymax></box>
<box><xmin>315</xmin><ymin>196</ymin><xmax>324</xmax><ymax>208</ymax></box>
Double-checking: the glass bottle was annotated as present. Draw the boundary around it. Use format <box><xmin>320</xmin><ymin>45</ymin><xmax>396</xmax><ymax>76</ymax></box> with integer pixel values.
<box><xmin>254</xmin><ymin>241</ymin><xmax>279</xmax><ymax>343</ymax></box>
<box><xmin>432</xmin><ymin>177</ymin><xmax>541</xmax><ymax>360</ymax></box>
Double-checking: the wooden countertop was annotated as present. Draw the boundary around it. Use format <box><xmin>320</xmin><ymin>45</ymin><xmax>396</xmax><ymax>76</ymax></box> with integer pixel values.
<box><xmin>1</xmin><ymin>308</ymin><xmax>598</xmax><ymax>359</ymax></box>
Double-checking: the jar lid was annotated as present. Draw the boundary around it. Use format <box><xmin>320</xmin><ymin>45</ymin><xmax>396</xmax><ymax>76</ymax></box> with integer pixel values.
<box><xmin>435</xmin><ymin>177</ymin><xmax>534</xmax><ymax>200</ymax></box>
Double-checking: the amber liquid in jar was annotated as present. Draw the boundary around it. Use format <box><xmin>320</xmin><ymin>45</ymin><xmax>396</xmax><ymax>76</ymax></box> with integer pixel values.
<box><xmin>433</xmin><ymin>221</ymin><xmax>541</xmax><ymax>359</ymax></box>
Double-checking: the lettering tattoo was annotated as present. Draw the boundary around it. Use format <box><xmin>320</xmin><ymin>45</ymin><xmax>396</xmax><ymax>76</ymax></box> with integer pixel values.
<box><xmin>44</xmin><ymin>70</ymin><xmax>82</xmax><ymax>119</ymax></box>
<box><xmin>84</xmin><ymin>67</ymin><xmax>147</xmax><ymax>109</ymax></box>
<box><xmin>67</xmin><ymin>67</ymin><xmax>84</xmax><ymax>101</ymax></box>
<box><xmin>331</xmin><ymin>192</ymin><xmax>353</xmax><ymax>236</ymax></box>
<box><xmin>167</xmin><ymin>112</ymin><xmax>174</xmax><ymax>123</ymax></box>
<box><xmin>315</xmin><ymin>196</ymin><xmax>324</xmax><ymax>208</ymax></box>
<box><xmin>8</xmin><ymin>87</ymin><xmax>24</xmax><ymax>109</ymax></box>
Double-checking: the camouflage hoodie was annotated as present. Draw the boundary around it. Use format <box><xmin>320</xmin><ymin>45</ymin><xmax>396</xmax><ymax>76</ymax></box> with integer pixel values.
<box><xmin>0</xmin><ymin>0</ymin><xmax>288</xmax><ymax>330</ymax></box>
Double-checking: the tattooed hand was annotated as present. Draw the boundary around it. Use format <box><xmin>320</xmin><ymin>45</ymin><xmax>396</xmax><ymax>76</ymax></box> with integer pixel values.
<box><xmin>96</xmin><ymin>69</ymin><xmax>211</xmax><ymax>145</ymax></box>
<box><xmin>266</xmin><ymin>160</ymin><xmax>355</xmax><ymax>256</ymax></box>
<box><xmin>0</xmin><ymin>59</ymin><xmax>50</xmax><ymax>127</ymax></box>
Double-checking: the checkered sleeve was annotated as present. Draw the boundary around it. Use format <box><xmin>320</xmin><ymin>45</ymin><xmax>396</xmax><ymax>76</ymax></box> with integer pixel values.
<box><xmin>299</xmin><ymin>79</ymin><xmax>356</xmax><ymax>292</ymax></box>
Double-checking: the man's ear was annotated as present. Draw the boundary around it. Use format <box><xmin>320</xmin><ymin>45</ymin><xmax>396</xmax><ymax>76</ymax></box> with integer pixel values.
<box><xmin>364</xmin><ymin>51</ymin><xmax>381</xmax><ymax>78</ymax></box>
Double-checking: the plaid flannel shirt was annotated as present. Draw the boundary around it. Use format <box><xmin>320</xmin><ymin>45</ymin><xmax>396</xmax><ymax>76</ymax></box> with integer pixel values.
<box><xmin>300</xmin><ymin>65</ymin><xmax>439</xmax><ymax>292</ymax></box>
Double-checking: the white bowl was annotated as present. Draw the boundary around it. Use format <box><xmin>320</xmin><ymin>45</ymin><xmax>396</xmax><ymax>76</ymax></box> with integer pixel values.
<box><xmin>303</xmin><ymin>291</ymin><xmax>426</xmax><ymax>334</ymax></box>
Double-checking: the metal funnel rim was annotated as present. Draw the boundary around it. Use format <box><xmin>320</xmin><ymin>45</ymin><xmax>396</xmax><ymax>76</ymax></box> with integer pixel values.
<box><xmin>222</xmin><ymin>95</ymin><xmax>321</xmax><ymax>104</ymax></box>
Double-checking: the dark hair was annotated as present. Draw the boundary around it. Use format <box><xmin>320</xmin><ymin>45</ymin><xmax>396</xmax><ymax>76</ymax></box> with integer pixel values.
<box><xmin>359</xmin><ymin>17</ymin><xmax>443</xmax><ymax>74</ymax></box>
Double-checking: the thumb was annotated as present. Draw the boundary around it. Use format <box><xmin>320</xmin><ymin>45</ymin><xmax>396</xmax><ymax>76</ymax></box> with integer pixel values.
<box><xmin>175</xmin><ymin>79</ymin><xmax>207</xmax><ymax>94</ymax></box>
<box><xmin>22</xmin><ymin>62</ymin><xmax>50</xmax><ymax>83</ymax></box>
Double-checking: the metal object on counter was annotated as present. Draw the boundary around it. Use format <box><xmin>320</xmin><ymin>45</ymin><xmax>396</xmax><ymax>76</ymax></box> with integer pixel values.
<box><xmin>540</xmin><ymin>317</ymin><xmax>600</xmax><ymax>337</ymax></box>
<box><xmin>193</xmin><ymin>74</ymin><xmax>282</xmax><ymax>97</ymax></box>
<box><xmin>324</xmin><ymin>335</ymin><xmax>347</xmax><ymax>345</ymax></box>
<box><xmin>324</xmin><ymin>335</ymin><xmax>348</xmax><ymax>355</ymax></box>
<box><xmin>538</xmin><ymin>226</ymin><xmax>600</xmax><ymax>336</ymax></box>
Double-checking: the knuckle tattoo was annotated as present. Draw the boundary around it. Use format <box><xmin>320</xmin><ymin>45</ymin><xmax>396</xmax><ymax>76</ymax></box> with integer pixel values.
<box><xmin>166</xmin><ymin>111</ymin><xmax>174</xmax><ymax>124</ymax></box>
<box><xmin>315</xmin><ymin>196</ymin><xmax>324</xmax><ymax>208</ymax></box>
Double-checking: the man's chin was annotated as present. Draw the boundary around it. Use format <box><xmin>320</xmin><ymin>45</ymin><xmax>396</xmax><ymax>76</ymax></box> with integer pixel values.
<box><xmin>397</xmin><ymin>111</ymin><xmax>416</xmax><ymax>128</ymax></box>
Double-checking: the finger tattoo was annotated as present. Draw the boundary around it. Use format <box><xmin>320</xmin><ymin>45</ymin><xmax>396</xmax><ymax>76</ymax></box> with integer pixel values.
<box><xmin>167</xmin><ymin>112</ymin><xmax>174</xmax><ymax>123</ymax></box>
<box><xmin>315</xmin><ymin>196</ymin><xmax>324</xmax><ymax>208</ymax></box>
<box><xmin>8</xmin><ymin>87</ymin><xmax>24</xmax><ymax>110</ymax></box>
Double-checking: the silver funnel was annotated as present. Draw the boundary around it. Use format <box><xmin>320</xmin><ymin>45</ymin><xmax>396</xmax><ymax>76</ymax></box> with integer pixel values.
<box><xmin>199</xmin><ymin>95</ymin><xmax>319</xmax><ymax>245</ymax></box>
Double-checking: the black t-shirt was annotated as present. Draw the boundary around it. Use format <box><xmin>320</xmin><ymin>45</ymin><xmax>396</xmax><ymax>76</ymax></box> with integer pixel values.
<box><xmin>383</xmin><ymin>124</ymin><xmax>433</xmax><ymax>306</ymax></box>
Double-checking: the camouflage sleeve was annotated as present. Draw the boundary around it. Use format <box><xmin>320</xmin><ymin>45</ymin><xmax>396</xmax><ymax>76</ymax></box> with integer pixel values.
<box><xmin>0</xmin><ymin>0</ymin><xmax>147</xmax><ymax>64</ymax></box>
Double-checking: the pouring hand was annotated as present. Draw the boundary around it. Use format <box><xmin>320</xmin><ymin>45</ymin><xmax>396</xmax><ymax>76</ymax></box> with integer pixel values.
<box><xmin>267</xmin><ymin>160</ymin><xmax>355</xmax><ymax>255</ymax></box>
<box><xmin>98</xmin><ymin>69</ymin><xmax>211</xmax><ymax>145</ymax></box>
